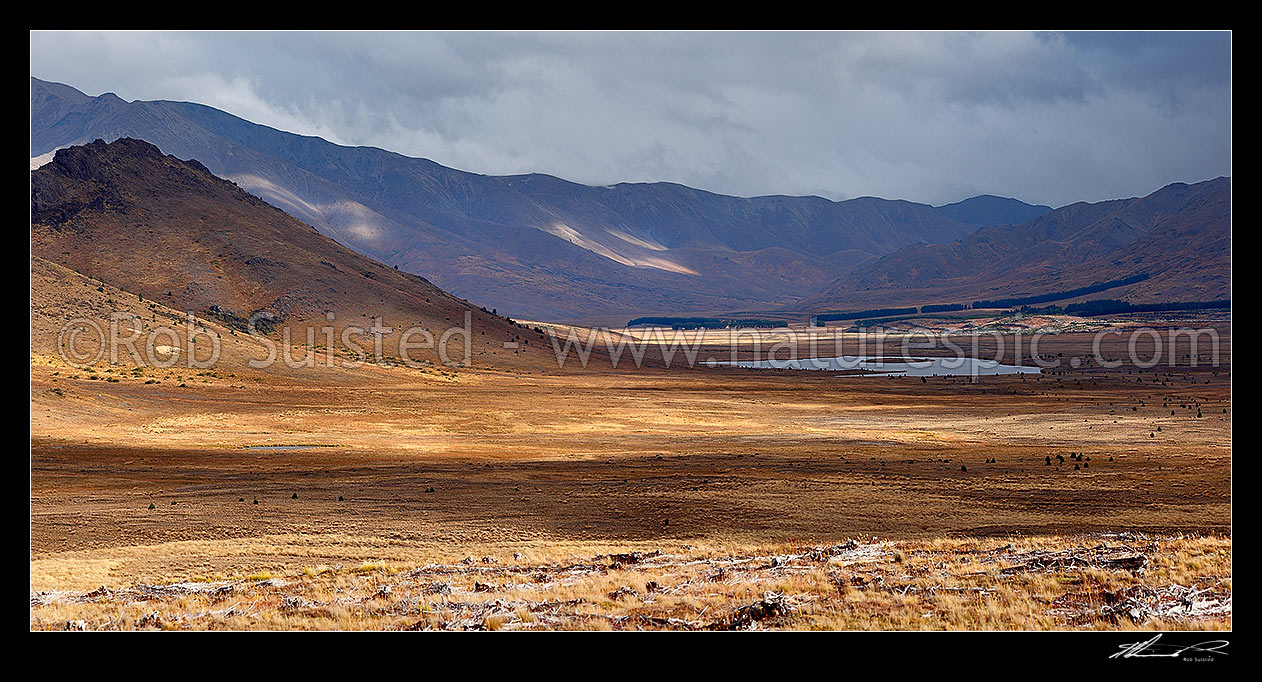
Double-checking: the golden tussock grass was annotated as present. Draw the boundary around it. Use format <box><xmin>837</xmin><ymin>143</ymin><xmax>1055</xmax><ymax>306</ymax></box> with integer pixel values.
<box><xmin>32</xmin><ymin>533</ymin><xmax>1230</xmax><ymax>631</ymax></box>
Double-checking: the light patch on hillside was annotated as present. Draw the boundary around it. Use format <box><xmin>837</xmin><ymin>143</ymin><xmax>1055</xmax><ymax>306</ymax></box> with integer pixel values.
<box><xmin>30</xmin><ymin>151</ymin><xmax>57</xmax><ymax>170</ymax></box>
<box><xmin>608</xmin><ymin>228</ymin><xmax>668</xmax><ymax>251</ymax></box>
<box><xmin>345</xmin><ymin>223</ymin><xmax>383</xmax><ymax>241</ymax></box>
<box><xmin>226</xmin><ymin>176</ymin><xmax>392</xmax><ymax>245</ymax></box>
<box><xmin>322</xmin><ymin>200</ymin><xmax>390</xmax><ymax>244</ymax></box>
<box><xmin>543</xmin><ymin>222</ymin><xmax>697</xmax><ymax>275</ymax></box>
<box><xmin>632</xmin><ymin>256</ymin><xmax>699</xmax><ymax>275</ymax></box>
<box><xmin>229</xmin><ymin>174</ymin><xmax>323</xmax><ymax>219</ymax></box>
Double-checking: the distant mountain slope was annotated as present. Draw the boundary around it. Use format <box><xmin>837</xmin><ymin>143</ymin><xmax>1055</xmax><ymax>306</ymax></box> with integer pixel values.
<box><xmin>30</xmin><ymin>138</ymin><xmax>553</xmax><ymax>369</ymax></box>
<box><xmin>934</xmin><ymin>195</ymin><xmax>1052</xmax><ymax>227</ymax></box>
<box><xmin>31</xmin><ymin>77</ymin><xmax>985</xmax><ymax>322</ymax></box>
<box><xmin>804</xmin><ymin>177</ymin><xmax>1230</xmax><ymax>311</ymax></box>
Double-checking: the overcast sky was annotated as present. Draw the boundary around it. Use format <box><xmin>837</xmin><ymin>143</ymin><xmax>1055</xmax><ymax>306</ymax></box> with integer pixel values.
<box><xmin>30</xmin><ymin>30</ymin><xmax>1231</xmax><ymax>207</ymax></box>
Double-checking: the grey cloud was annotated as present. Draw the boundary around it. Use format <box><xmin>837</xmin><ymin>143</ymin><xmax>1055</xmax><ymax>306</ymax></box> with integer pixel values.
<box><xmin>29</xmin><ymin>30</ymin><xmax>1230</xmax><ymax>207</ymax></box>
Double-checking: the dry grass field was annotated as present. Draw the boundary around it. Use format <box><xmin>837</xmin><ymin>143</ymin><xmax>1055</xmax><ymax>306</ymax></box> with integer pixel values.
<box><xmin>32</xmin><ymin>534</ymin><xmax>1229</xmax><ymax>631</ymax></box>
<box><xmin>30</xmin><ymin>320</ymin><xmax>1231</xmax><ymax>630</ymax></box>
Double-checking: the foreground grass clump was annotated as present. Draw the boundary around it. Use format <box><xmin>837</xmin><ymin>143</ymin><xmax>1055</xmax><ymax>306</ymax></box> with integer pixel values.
<box><xmin>30</xmin><ymin>533</ymin><xmax>1230</xmax><ymax>631</ymax></box>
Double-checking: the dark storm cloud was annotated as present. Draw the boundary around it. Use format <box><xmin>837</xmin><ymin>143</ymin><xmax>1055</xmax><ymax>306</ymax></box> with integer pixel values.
<box><xmin>29</xmin><ymin>31</ymin><xmax>1230</xmax><ymax>207</ymax></box>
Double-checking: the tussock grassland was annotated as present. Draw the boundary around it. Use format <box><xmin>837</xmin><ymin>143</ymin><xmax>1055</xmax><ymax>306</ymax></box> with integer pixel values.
<box><xmin>31</xmin><ymin>325</ymin><xmax>1230</xmax><ymax>630</ymax></box>
<box><xmin>32</xmin><ymin>534</ymin><xmax>1229</xmax><ymax>631</ymax></box>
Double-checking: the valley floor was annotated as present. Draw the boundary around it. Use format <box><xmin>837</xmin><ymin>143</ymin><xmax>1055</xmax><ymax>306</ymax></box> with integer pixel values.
<box><xmin>29</xmin><ymin>329</ymin><xmax>1231</xmax><ymax>630</ymax></box>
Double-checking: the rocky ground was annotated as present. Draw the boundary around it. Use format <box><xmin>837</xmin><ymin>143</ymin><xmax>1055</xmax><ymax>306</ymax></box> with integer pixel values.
<box><xmin>31</xmin><ymin>533</ymin><xmax>1229</xmax><ymax>631</ymax></box>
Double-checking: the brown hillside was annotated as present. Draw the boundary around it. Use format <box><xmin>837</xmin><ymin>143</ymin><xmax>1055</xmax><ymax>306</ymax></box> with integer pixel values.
<box><xmin>31</xmin><ymin>139</ymin><xmax>556</xmax><ymax>371</ymax></box>
<box><xmin>802</xmin><ymin>178</ymin><xmax>1230</xmax><ymax>311</ymax></box>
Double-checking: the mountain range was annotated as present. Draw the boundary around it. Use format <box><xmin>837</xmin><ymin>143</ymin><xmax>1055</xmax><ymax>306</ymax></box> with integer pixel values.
<box><xmin>31</xmin><ymin>77</ymin><xmax>1228</xmax><ymax>324</ymax></box>
<box><xmin>806</xmin><ymin>177</ymin><xmax>1230</xmax><ymax>312</ymax></box>
<box><xmin>33</xmin><ymin>77</ymin><xmax>1055</xmax><ymax>323</ymax></box>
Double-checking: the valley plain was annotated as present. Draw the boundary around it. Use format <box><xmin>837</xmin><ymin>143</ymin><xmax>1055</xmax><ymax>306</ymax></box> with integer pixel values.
<box><xmin>30</xmin><ymin>322</ymin><xmax>1231</xmax><ymax>630</ymax></box>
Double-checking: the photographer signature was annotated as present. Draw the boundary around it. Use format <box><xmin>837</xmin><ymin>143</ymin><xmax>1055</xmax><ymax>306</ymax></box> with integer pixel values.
<box><xmin>1111</xmin><ymin>634</ymin><xmax>1229</xmax><ymax>660</ymax></box>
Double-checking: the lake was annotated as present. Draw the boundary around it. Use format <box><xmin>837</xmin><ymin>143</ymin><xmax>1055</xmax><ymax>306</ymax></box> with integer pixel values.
<box><xmin>709</xmin><ymin>355</ymin><xmax>1042</xmax><ymax>377</ymax></box>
